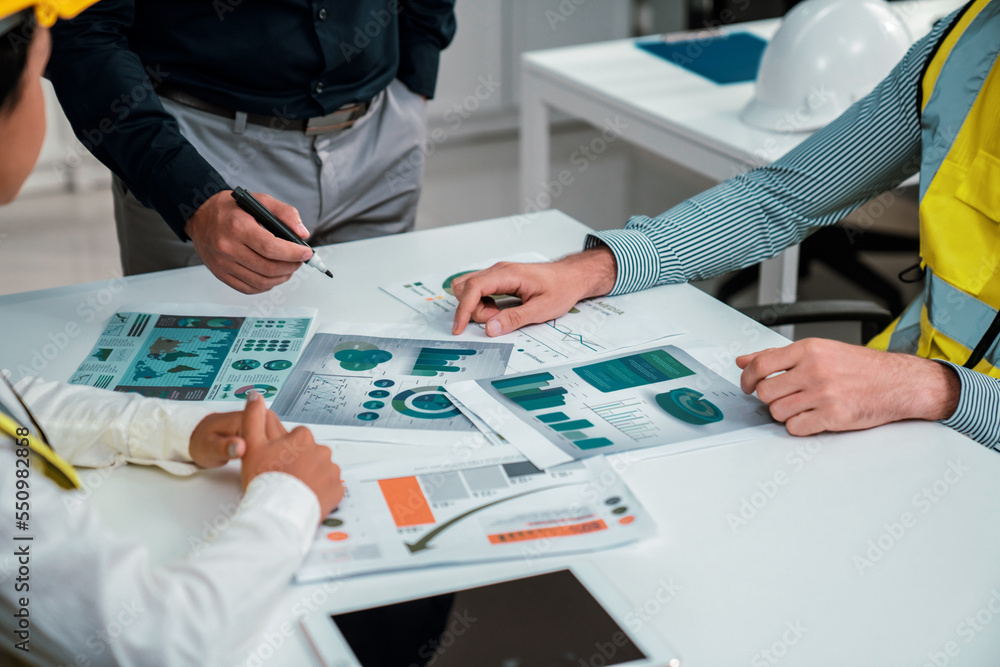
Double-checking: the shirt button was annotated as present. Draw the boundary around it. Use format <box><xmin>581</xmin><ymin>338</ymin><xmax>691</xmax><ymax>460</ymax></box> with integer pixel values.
<box><xmin>315</xmin><ymin>82</ymin><xmax>324</xmax><ymax>94</ymax></box>
<box><xmin>317</xmin><ymin>8</ymin><xmax>327</xmax><ymax>20</ymax></box>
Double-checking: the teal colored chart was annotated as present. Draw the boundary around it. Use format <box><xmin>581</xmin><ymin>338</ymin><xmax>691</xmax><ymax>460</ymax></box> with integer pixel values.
<box><xmin>121</xmin><ymin>325</ymin><xmax>238</xmax><ymax>389</ymax></box>
<box><xmin>573</xmin><ymin>349</ymin><xmax>693</xmax><ymax>393</ymax></box>
<box><xmin>235</xmin><ymin>384</ymin><xmax>279</xmax><ymax>400</ymax></box>
<box><xmin>271</xmin><ymin>333</ymin><xmax>512</xmax><ymax>432</ymax></box>
<box><xmin>69</xmin><ymin>311</ymin><xmax>312</xmax><ymax>402</ymax></box>
<box><xmin>410</xmin><ymin>347</ymin><xmax>478</xmax><ymax>376</ymax></box>
<box><xmin>333</xmin><ymin>340</ymin><xmax>393</xmax><ymax>371</ymax></box>
<box><xmin>470</xmin><ymin>344</ymin><xmax>774</xmax><ymax>463</ymax></box>
<box><xmin>252</xmin><ymin>319</ymin><xmax>310</xmax><ymax>337</ymax></box>
<box><xmin>656</xmin><ymin>388</ymin><xmax>724</xmax><ymax>425</ymax></box>
<box><xmin>392</xmin><ymin>386</ymin><xmax>461</xmax><ymax>420</ymax></box>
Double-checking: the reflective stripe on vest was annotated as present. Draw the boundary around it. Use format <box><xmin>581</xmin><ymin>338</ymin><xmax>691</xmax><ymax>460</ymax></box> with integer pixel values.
<box><xmin>869</xmin><ymin>0</ymin><xmax>1000</xmax><ymax>377</ymax></box>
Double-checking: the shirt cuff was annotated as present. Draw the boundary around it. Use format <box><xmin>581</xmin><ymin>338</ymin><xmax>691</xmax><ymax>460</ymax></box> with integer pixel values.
<box><xmin>144</xmin><ymin>151</ymin><xmax>229</xmax><ymax>240</ymax></box>
<box><xmin>124</xmin><ymin>400</ymin><xmax>213</xmax><ymax>475</ymax></box>
<box><xmin>937</xmin><ymin>361</ymin><xmax>1000</xmax><ymax>450</ymax></box>
<box><xmin>242</xmin><ymin>472</ymin><xmax>321</xmax><ymax>556</ymax></box>
<box><xmin>586</xmin><ymin>225</ymin><xmax>665</xmax><ymax>296</ymax></box>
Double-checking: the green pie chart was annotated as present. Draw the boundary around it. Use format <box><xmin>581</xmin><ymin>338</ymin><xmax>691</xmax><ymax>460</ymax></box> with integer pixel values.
<box><xmin>234</xmin><ymin>384</ymin><xmax>279</xmax><ymax>400</ymax></box>
<box><xmin>656</xmin><ymin>388</ymin><xmax>723</xmax><ymax>425</ymax></box>
<box><xmin>391</xmin><ymin>386</ymin><xmax>461</xmax><ymax>419</ymax></box>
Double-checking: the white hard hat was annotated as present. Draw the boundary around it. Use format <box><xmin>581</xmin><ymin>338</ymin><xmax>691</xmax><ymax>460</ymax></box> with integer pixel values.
<box><xmin>741</xmin><ymin>0</ymin><xmax>911</xmax><ymax>133</ymax></box>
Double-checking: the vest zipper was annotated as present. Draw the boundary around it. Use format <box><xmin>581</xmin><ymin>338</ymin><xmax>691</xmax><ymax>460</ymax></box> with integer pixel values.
<box><xmin>965</xmin><ymin>310</ymin><xmax>1000</xmax><ymax>369</ymax></box>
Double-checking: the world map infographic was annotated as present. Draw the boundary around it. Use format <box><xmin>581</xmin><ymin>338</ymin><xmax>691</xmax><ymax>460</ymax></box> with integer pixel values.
<box><xmin>69</xmin><ymin>311</ymin><xmax>312</xmax><ymax>401</ymax></box>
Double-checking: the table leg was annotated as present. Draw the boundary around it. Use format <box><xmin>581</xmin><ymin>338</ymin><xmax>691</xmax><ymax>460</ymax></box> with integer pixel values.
<box><xmin>758</xmin><ymin>245</ymin><xmax>800</xmax><ymax>340</ymax></box>
<box><xmin>520</xmin><ymin>73</ymin><xmax>551</xmax><ymax>212</ymax></box>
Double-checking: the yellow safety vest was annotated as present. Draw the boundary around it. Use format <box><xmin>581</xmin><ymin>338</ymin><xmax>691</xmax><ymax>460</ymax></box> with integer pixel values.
<box><xmin>868</xmin><ymin>0</ymin><xmax>1000</xmax><ymax>377</ymax></box>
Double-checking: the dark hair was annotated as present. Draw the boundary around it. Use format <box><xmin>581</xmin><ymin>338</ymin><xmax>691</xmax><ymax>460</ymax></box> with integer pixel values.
<box><xmin>0</xmin><ymin>11</ymin><xmax>36</xmax><ymax>115</ymax></box>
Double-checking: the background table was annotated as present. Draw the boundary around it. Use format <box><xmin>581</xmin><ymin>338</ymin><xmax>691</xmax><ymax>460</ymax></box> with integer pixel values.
<box><xmin>3</xmin><ymin>211</ymin><xmax>1000</xmax><ymax>666</ymax></box>
<box><xmin>520</xmin><ymin>0</ymin><xmax>963</xmax><ymax>309</ymax></box>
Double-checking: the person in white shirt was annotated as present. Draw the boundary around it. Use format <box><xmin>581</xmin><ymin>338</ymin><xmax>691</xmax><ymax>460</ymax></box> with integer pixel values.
<box><xmin>0</xmin><ymin>5</ymin><xmax>345</xmax><ymax>664</ymax></box>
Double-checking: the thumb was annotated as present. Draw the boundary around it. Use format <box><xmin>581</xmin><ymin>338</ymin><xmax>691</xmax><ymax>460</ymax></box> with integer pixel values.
<box><xmin>224</xmin><ymin>437</ymin><xmax>246</xmax><ymax>460</ymax></box>
<box><xmin>241</xmin><ymin>391</ymin><xmax>267</xmax><ymax>452</ymax></box>
<box><xmin>485</xmin><ymin>297</ymin><xmax>563</xmax><ymax>336</ymax></box>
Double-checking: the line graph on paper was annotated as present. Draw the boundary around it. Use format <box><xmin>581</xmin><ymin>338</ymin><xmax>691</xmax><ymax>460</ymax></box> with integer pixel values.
<box><xmin>300</xmin><ymin>374</ymin><xmax>352</xmax><ymax>416</ymax></box>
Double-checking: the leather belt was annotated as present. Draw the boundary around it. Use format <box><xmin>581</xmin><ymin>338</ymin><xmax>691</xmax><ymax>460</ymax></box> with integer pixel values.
<box><xmin>156</xmin><ymin>83</ymin><xmax>371</xmax><ymax>136</ymax></box>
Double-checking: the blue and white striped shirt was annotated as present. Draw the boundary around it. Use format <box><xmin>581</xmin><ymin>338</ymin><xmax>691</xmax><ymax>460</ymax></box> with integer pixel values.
<box><xmin>589</xmin><ymin>8</ymin><xmax>1000</xmax><ymax>450</ymax></box>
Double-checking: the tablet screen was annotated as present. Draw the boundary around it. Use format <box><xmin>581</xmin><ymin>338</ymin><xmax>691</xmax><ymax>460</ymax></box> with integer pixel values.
<box><xmin>331</xmin><ymin>569</ymin><xmax>647</xmax><ymax>667</ymax></box>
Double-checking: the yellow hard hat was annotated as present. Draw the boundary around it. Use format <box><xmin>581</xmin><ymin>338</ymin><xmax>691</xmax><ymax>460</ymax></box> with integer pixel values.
<box><xmin>0</xmin><ymin>0</ymin><xmax>99</xmax><ymax>29</ymax></box>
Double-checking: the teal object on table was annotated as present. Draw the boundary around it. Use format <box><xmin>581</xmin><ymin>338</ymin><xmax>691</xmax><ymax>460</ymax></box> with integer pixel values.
<box><xmin>636</xmin><ymin>31</ymin><xmax>767</xmax><ymax>84</ymax></box>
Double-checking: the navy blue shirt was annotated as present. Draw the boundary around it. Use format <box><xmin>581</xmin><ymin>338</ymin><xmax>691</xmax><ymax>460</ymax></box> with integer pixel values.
<box><xmin>47</xmin><ymin>0</ymin><xmax>456</xmax><ymax>237</ymax></box>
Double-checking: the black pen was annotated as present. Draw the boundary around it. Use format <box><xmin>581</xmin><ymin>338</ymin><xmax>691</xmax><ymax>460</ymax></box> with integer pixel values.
<box><xmin>231</xmin><ymin>186</ymin><xmax>333</xmax><ymax>278</ymax></box>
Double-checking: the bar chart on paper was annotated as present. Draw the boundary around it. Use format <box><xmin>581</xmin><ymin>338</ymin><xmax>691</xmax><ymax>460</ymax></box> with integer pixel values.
<box><xmin>491</xmin><ymin>373</ymin><xmax>614</xmax><ymax>450</ymax></box>
<box><xmin>449</xmin><ymin>344</ymin><xmax>775</xmax><ymax>468</ymax></box>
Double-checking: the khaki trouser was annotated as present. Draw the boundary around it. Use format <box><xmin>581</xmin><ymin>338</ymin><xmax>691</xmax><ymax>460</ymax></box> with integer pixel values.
<box><xmin>113</xmin><ymin>78</ymin><xmax>427</xmax><ymax>275</ymax></box>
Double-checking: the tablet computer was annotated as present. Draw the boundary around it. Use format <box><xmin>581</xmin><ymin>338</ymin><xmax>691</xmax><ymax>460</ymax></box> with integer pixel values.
<box><xmin>300</xmin><ymin>565</ymin><xmax>680</xmax><ymax>667</ymax></box>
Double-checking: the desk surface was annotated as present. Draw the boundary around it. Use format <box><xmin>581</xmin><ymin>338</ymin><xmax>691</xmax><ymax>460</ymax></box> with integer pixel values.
<box><xmin>522</xmin><ymin>0</ymin><xmax>962</xmax><ymax>179</ymax></box>
<box><xmin>3</xmin><ymin>211</ymin><xmax>1000</xmax><ymax>666</ymax></box>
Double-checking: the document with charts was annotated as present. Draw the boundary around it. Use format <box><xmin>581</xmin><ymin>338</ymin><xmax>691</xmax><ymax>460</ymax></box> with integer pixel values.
<box><xmin>379</xmin><ymin>252</ymin><xmax>684</xmax><ymax>371</ymax></box>
<box><xmin>68</xmin><ymin>304</ymin><xmax>314</xmax><ymax>401</ymax></box>
<box><xmin>270</xmin><ymin>331</ymin><xmax>514</xmax><ymax>445</ymax></box>
<box><xmin>296</xmin><ymin>449</ymin><xmax>655</xmax><ymax>583</ymax></box>
<box><xmin>447</xmin><ymin>344</ymin><xmax>775</xmax><ymax>469</ymax></box>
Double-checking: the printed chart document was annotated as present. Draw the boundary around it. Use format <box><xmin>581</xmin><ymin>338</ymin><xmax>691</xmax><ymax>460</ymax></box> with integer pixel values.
<box><xmin>271</xmin><ymin>331</ymin><xmax>513</xmax><ymax>445</ymax></box>
<box><xmin>379</xmin><ymin>252</ymin><xmax>684</xmax><ymax>371</ymax></box>
<box><xmin>69</xmin><ymin>305</ymin><xmax>314</xmax><ymax>401</ymax></box>
<box><xmin>297</xmin><ymin>451</ymin><xmax>655</xmax><ymax>582</ymax></box>
<box><xmin>447</xmin><ymin>344</ymin><xmax>775</xmax><ymax>469</ymax></box>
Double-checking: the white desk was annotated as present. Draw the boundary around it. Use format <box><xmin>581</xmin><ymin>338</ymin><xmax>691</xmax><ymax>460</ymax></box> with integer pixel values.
<box><xmin>520</xmin><ymin>0</ymin><xmax>962</xmax><ymax>308</ymax></box>
<box><xmin>3</xmin><ymin>211</ymin><xmax>1000</xmax><ymax>666</ymax></box>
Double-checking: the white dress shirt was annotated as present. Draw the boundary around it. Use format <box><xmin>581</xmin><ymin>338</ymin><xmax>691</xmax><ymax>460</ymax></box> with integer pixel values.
<box><xmin>0</xmin><ymin>376</ymin><xmax>321</xmax><ymax>666</ymax></box>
